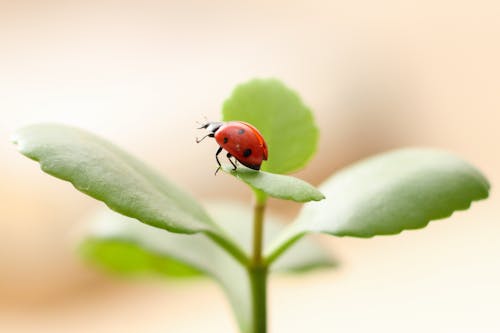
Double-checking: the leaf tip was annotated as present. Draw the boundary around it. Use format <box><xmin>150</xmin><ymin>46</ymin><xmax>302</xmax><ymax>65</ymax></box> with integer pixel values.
<box><xmin>10</xmin><ymin>128</ymin><xmax>32</xmax><ymax>158</ymax></box>
<box><xmin>316</xmin><ymin>192</ymin><xmax>326</xmax><ymax>201</ymax></box>
<box><xmin>10</xmin><ymin>129</ymin><xmax>23</xmax><ymax>148</ymax></box>
<box><xmin>10</xmin><ymin>134</ymin><xmax>18</xmax><ymax>146</ymax></box>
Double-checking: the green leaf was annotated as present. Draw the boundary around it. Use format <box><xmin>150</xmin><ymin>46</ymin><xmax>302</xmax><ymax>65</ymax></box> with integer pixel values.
<box><xmin>266</xmin><ymin>148</ymin><xmax>490</xmax><ymax>263</ymax></box>
<box><xmin>222</xmin><ymin>78</ymin><xmax>318</xmax><ymax>174</ymax></box>
<box><xmin>11</xmin><ymin>123</ymin><xmax>217</xmax><ymax>234</ymax></box>
<box><xmin>80</xmin><ymin>208</ymin><xmax>252</xmax><ymax>332</ymax></box>
<box><xmin>81</xmin><ymin>203</ymin><xmax>335</xmax><ymax>333</ymax></box>
<box><xmin>222</xmin><ymin>165</ymin><xmax>324</xmax><ymax>202</ymax></box>
<box><xmin>80</xmin><ymin>239</ymin><xmax>202</xmax><ymax>278</ymax></box>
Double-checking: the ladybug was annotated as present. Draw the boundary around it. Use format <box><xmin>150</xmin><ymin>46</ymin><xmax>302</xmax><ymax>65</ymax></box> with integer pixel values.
<box><xmin>196</xmin><ymin>121</ymin><xmax>268</xmax><ymax>174</ymax></box>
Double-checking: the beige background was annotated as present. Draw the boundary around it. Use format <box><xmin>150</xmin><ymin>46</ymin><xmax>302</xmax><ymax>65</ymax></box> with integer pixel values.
<box><xmin>1</xmin><ymin>0</ymin><xmax>499</xmax><ymax>332</ymax></box>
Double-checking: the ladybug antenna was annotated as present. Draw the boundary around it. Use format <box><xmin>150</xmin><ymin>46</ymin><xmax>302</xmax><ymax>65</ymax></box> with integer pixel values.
<box><xmin>195</xmin><ymin>133</ymin><xmax>212</xmax><ymax>143</ymax></box>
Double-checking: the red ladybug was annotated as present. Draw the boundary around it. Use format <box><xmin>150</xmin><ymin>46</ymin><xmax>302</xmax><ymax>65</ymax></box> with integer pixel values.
<box><xmin>196</xmin><ymin>121</ymin><xmax>268</xmax><ymax>174</ymax></box>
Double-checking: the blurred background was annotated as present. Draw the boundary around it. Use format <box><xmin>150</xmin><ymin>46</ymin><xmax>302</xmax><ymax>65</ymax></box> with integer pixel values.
<box><xmin>1</xmin><ymin>0</ymin><xmax>499</xmax><ymax>332</ymax></box>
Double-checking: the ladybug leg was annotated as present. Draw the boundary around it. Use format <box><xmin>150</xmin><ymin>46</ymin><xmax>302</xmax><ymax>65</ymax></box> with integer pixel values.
<box><xmin>196</xmin><ymin>133</ymin><xmax>214</xmax><ymax>143</ymax></box>
<box><xmin>214</xmin><ymin>146</ymin><xmax>223</xmax><ymax>175</ymax></box>
<box><xmin>226</xmin><ymin>153</ymin><xmax>237</xmax><ymax>170</ymax></box>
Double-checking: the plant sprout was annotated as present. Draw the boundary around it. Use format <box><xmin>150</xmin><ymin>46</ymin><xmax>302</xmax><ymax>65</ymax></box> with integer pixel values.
<box><xmin>12</xmin><ymin>79</ymin><xmax>490</xmax><ymax>333</ymax></box>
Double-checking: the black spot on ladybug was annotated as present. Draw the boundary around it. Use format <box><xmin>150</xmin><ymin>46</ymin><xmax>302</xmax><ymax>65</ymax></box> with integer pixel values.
<box><xmin>238</xmin><ymin>129</ymin><xmax>245</xmax><ymax>134</ymax></box>
<box><xmin>243</xmin><ymin>148</ymin><xmax>252</xmax><ymax>157</ymax></box>
<box><xmin>223</xmin><ymin>137</ymin><xmax>228</xmax><ymax>143</ymax></box>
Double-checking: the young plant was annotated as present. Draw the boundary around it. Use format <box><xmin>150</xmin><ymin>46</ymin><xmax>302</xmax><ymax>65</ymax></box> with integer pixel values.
<box><xmin>12</xmin><ymin>79</ymin><xmax>490</xmax><ymax>333</ymax></box>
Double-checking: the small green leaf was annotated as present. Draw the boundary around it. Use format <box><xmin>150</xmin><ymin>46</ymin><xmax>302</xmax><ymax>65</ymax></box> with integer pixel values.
<box><xmin>223</xmin><ymin>166</ymin><xmax>324</xmax><ymax>202</ymax></box>
<box><xmin>12</xmin><ymin>123</ymin><xmax>217</xmax><ymax>235</ymax></box>
<box><xmin>222</xmin><ymin>79</ymin><xmax>318</xmax><ymax>174</ymax></box>
<box><xmin>80</xmin><ymin>208</ymin><xmax>252</xmax><ymax>332</ymax></box>
<box><xmin>266</xmin><ymin>149</ymin><xmax>490</xmax><ymax>263</ymax></box>
<box><xmin>81</xmin><ymin>204</ymin><xmax>335</xmax><ymax>333</ymax></box>
<box><xmin>80</xmin><ymin>239</ymin><xmax>202</xmax><ymax>277</ymax></box>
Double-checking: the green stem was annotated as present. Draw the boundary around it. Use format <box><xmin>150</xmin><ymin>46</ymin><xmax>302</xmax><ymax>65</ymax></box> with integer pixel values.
<box><xmin>264</xmin><ymin>228</ymin><xmax>306</xmax><ymax>266</ymax></box>
<box><xmin>248</xmin><ymin>265</ymin><xmax>268</xmax><ymax>333</ymax></box>
<box><xmin>252</xmin><ymin>190</ymin><xmax>266</xmax><ymax>265</ymax></box>
<box><xmin>206</xmin><ymin>231</ymin><xmax>249</xmax><ymax>267</ymax></box>
<box><xmin>249</xmin><ymin>189</ymin><xmax>268</xmax><ymax>333</ymax></box>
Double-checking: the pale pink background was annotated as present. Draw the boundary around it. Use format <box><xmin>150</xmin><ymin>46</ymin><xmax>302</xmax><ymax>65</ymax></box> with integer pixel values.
<box><xmin>1</xmin><ymin>1</ymin><xmax>499</xmax><ymax>332</ymax></box>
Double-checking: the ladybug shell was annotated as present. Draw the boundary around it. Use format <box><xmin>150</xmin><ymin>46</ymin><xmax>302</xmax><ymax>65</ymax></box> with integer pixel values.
<box><xmin>214</xmin><ymin>121</ymin><xmax>268</xmax><ymax>170</ymax></box>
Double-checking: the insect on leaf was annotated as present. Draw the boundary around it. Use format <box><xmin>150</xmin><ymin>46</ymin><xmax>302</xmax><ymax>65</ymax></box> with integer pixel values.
<box><xmin>222</xmin><ymin>79</ymin><xmax>318</xmax><ymax>174</ymax></box>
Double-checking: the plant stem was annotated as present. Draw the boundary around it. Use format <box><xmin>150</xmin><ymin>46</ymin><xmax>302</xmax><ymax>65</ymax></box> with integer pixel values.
<box><xmin>252</xmin><ymin>190</ymin><xmax>266</xmax><ymax>266</ymax></box>
<box><xmin>206</xmin><ymin>231</ymin><xmax>249</xmax><ymax>266</ymax></box>
<box><xmin>249</xmin><ymin>189</ymin><xmax>268</xmax><ymax>333</ymax></box>
<box><xmin>248</xmin><ymin>265</ymin><xmax>267</xmax><ymax>333</ymax></box>
<box><xmin>264</xmin><ymin>228</ymin><xmax>305</xmax><ymax>266</ymax></box>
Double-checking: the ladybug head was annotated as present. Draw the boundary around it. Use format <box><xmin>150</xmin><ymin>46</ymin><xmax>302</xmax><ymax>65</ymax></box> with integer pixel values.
<box><xmin>196</xmin><ymin>121</ymin><xmax>224</xmax><ymax>144</ymax></box>
<box><xmin>198</xmin><ymin>121</ymin><xmax>223</xmax><ymax>134</ymax></box>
